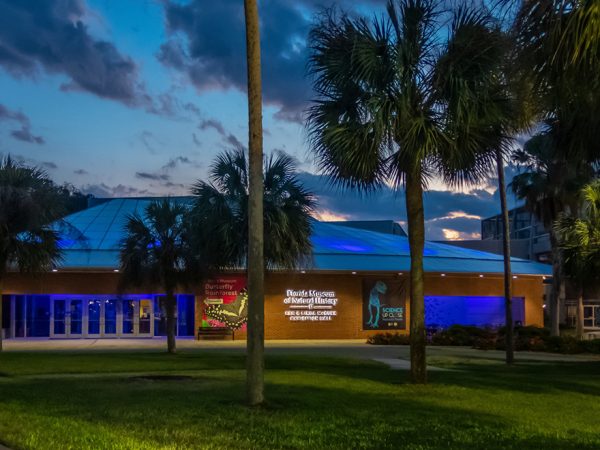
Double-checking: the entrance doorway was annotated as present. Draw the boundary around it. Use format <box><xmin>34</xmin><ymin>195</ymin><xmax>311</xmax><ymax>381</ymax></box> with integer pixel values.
<box><xmin>50</xmin><ymin>298</ymin><xmax>155</xmax><ymax>338</ymax></box>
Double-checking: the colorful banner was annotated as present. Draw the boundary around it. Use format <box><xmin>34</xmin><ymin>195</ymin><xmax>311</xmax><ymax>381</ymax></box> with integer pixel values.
<box><xmin>362</xmin><ymin>278</ymin><xmax>407</xmax><ymax>330</ymax></box>
<box><xmin>201</xmin><ymin>277</ymin><xmax>247</xmax><ymax>330</ymax></box>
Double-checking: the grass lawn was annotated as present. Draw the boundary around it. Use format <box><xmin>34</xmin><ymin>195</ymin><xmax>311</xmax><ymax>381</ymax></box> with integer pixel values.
<box><xmin>0</xmin><ymin>351</ymin><xmax>599</xmax><ymax>449</ymax></box>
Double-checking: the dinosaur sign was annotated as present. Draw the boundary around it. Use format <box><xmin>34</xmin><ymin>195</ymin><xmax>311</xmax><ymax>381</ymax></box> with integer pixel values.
<box><xmin>362</xmin><ymin>278</ymin><xmax>407</xmax><ymax>330</ymax></box>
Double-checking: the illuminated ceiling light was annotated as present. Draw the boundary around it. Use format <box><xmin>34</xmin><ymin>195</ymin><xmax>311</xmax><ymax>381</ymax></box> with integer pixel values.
<box><xmin>398</xmin><ymin>272</ymin><xmax>403</xmax><ymax>276</ymax></box>
<box><xmin>52</xmin><ymin>269</ymin><xmax>58</xmax><ymax>273</ymax></box>
<box><xmin>441</xmin><ymin>273</ymin><xmax>446</xmax><ymax>277</ymax></box>
<box><xmin>512</xmin><ymin>275</ymin><xmax>517</xmax><ymax>279</ymax></box>
<box><xmin>113</xmin><ymin>269</ymin><xmax>119</xmax><ymax>272</ymax></box>
<box><xmin>300</xmin><ymin>270</ymin><xmax>306</xmax><ymax>274</ymax></box>
<box><xmin>479</xmin><ymin>274</ymin><xmax>484</xmax><ymax>278</ymax></box>
<box><xmin>351</xmin><ymin>271</ymin><xmax>357</xmax><ymax>275</ymax></box>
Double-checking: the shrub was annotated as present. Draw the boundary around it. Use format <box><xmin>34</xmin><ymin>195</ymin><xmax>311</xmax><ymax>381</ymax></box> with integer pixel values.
<box><xmin>366</xmin><ymin>332</ymin><xmax>410</xmax><ymax>345</ymax></box>
<box><xmin>430</xmin><ymin>325</ymin><xmax>494</xmax><ymax>346</ymax></box>
<box><xmin>580</xmin><ymin>339</ymin><xmax>600</xmax><ymax>354</ymax></box>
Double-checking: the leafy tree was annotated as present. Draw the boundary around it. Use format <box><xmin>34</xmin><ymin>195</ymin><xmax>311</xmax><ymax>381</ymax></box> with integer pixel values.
<box><xmin>0</xmin><ymin>156</ymin><xmax>63</xmax><ymax>351</ymax></box>
<box><xmin>554</xmin><ymin>180</ymin><xmax>600</xmax><ymax>339</ymax></box>
<box><xmin>307</xmin><ymin>0</ymin><xmax>515</xmax><ymax>382</ymax></box>
<box><xmin>119</xmin><ymin>199</ymin><xmax>200</xmax><ymax>354</ymax></box>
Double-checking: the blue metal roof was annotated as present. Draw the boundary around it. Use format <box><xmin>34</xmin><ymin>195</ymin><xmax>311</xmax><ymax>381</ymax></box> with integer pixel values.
<box><xmin>52</xmin><ymin>198</ymin><xmax>552</xmax><ymax>276</ymax></box>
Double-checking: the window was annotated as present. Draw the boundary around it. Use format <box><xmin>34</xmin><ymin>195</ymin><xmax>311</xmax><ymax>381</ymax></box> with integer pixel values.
<box><xmin>584</xmin><ymin>305</ymin><xmax>600</xmax><ymax>329</ymax></box>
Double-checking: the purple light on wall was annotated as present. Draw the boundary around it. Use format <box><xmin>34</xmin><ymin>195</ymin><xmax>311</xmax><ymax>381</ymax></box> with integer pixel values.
<box><xmin>425</xmin><ymin>296</ymin><xmax>525</xmax><ymax>328</ymax></box>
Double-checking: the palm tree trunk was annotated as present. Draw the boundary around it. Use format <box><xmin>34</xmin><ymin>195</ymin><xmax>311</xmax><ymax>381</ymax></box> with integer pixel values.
<box><xmin>165</xmin><ymin>290</ymin><xmax>177</xmax><ymax>354</ymax></box>
<box><xmin>0</xmin><ymin>277</ymin><xmax>3</xmax><ymax>352</ymax></box>
<box><xmin>405</xmin><ymin>166</ymin><xmax>427</xmax><ymax>384</ymax></box>
<box><xmin>549</xmin><ymin>230</ymin><xmax>562</xmax><ymax>336</ymax></box>
<box><xmin>576</xmin><ymin>286</ymin><xmax>584</xmax><ymax>340</ymax></box>
<box><xmin>244</xmin><ymin>0</ymin><xmax>265</xmax><ymax>406</ymax></box>
<box><xmin>496</xmin><ymin>151</ymin><xmax>514</xmax><ymax>364</ymax></box>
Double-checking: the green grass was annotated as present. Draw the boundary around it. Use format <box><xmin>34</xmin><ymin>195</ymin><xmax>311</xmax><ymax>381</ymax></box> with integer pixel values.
<box><xmin>0</xmin><ymin>351</ymin><xmax>599</xmax><ymax>449</ymax></box>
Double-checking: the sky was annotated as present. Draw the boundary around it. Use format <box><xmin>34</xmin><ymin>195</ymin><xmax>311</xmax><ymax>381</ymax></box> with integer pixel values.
<box><xmin>0</xmin><ymin>0</ymin><xmax>522</xmax><ymax>241</ymax></box>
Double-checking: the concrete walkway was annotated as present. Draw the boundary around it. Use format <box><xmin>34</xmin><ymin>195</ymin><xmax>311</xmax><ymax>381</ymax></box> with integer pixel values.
<box><xmin>3</xmin><ymin>338</ymin><xmax>599</xmax><ymax>365</ymax></box>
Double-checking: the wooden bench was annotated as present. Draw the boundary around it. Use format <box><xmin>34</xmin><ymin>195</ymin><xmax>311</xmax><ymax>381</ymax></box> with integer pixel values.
<box><xmin>197</xmin><ymin>326</ymin><xmax>234</xmax><ymax>341</ymax></box>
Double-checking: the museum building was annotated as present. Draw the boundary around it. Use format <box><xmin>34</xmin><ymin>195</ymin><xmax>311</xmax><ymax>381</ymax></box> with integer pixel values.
<box><xmin>0</xmin><ymin>198</ymin><xmax>552</xmax><ymax>341</ymax></box>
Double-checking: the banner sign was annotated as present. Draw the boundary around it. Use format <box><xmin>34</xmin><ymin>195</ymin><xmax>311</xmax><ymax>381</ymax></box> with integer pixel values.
<box><xmin>362</xmin><ymin>278</ymin><xmax>407</xmax><ymax>330</ymax></box>
<box><xmin>283</xmin><ymin>289</ymin><xmax>339</xmax><ymax>322</ymax></box>
<box><xmin>202</xmin><ymin>277</ymin><xmax>247</xmax><ymax>330</ymax></box>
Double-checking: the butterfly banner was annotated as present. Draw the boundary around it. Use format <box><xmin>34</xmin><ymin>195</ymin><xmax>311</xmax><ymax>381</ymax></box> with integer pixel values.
<box><xmin>202</xmin><ymin>276</ymin><xmax>248</xmax><ymax>330</ymax></box>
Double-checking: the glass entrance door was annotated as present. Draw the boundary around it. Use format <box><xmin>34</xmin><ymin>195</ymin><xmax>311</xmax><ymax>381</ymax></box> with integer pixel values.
<box><xmin>104</xmin><ymin>300</ymin><xmax>118</xmax><ymax>336</ymax></box>
<box><xmin>53</xmin><ymin>299</ymin><xmax>66</xmax><ymax>337</ymax></box>
<box><xmin>69</xmin><ymin>300</ymin><xmax>83</xmax><ymax>336</ymax></box>
<box><xmin>139</xmin><ymin>299</ymin><xmax>152</xmax><ymax>336</ymax></box>
<box><xmin>88</xmin><ymin>300</ymin><xmax>101</xmax><ymax>336</ymax></box>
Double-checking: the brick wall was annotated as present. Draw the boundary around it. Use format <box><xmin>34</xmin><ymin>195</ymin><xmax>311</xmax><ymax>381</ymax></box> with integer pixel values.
<box><xmin>3</xmin><ymin>270</ymin><xmax>544</xmax><ymax>340</ymax></box>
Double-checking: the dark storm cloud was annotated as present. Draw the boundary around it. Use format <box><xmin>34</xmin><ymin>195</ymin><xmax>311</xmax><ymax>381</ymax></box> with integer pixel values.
<box><xmin>159</xmin><ymin>0</ymin><xmax>317</xmax><ymax>122</ymax></box>
<box><xmin>297</xmin><ymin>171</ymin><xmax>521</xmax><ymax>240</ymax></box>
<box><xmin>0</xmin><ymin>0</ymin><xmax>143</xmax><ymax>104</ymax></box>
<box><xmin>0</xmin><ymin>103</ymin><xmax>44</xmax><ymax>144</ymax></box>
<box><xmin>159</xmin><ymin>1</ymin><xmax>388</xmax><ymax>122</ymax></box>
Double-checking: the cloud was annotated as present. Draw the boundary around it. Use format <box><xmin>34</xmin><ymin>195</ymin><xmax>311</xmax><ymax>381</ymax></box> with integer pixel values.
<box><xmin>135</xmin><ymin>172</ymin><xmax>170</xmax><ymax>182</ymax></box>
<box><xmin>192</xmin><ymin>133</ymin><xmax>202</xmax><ymax>147</ymax></box>
<box><xmin>0</xmin><ymin>103</ymin><xmax>44</xmax><ymax>144</ymax></box>
<box><xmin>138</xmin><ymin>130</ymin><xmax>163</xmax><ymax>154</ymax></box>
<box><xmin>162</xmin><ymin>156</ymin><xmax>201</xmax><ymax>170</ymax></box>
<box><xmin>40</xmin><ymin>161</ymin><xmax>57</xmax><ymax>170</ymax></box>
<box><xmin>80</xmin><ymin>183</ymin><xmax>149</xmax><ymax>198</ymax></box>
<box><xmin>198</xmin><ymin>117</ymin><xmax>245</xmax><ymax>149</ymax></box>
<box><xmin>74</xmin><ymin>169</ymin><xmax>88</xmax><ymax>175</ymax></box>
<box><xmin>159</xmin><ymin>0</ymin><xmax>314</xmax><ymax>122</ymax></box>
<box><xmin>296</xmin><ymin>171</ymin><xmax>521</xmax><ymax>241</ymax></box>
<box><xmin>199</xmin><ymin>119</ymin><xmax>226</xmax><ymax>136</ymax></box>
<box><xmin>0</xmin><ymin>0</ymin><xmax>144</xmax><ymax>104</ymax></box>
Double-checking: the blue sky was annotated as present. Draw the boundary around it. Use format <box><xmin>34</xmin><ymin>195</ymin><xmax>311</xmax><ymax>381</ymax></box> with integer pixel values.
<box><xmin>0</xmin><ymin>0</ymin><xmax>520</xmax><ymax>240</ymax></box>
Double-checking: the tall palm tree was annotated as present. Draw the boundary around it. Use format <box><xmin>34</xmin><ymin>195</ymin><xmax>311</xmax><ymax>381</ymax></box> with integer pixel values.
<box><xmin>192</xmin><ymin>148</ymin><xmax>313</xmax><ymax>403</ymax></box>
<box><xmin>554</xmin><ymin>180</ymin><xmax>600</xmax><ymax>339</ymax></box>
<box><xmin>119</xmin><ymin>199</ymin><xmax>199</xmax><ymax>354</ymax></box>
<box><xmin>0</xmin><ymin>156</ymin><xmax>63</xmax><ymax>351</ymax></box>
<box><xmin>307</xmin><ymin>0</ymin><xmax>514</xmax><ymax>383</ymax></box>
<box><xmin>192</xmin><ymin>149</ymin><xmax>314</xmax><ymax>270</ymax></box>
<box><xmin>243</xmin><ymin>0</ymin><xmax>265</xmax><ymax>407</ymax></box>
<box><xmin>510</xmin><ymin>0</ymin><xmax>600</xmax><ymax>335</ymax></box>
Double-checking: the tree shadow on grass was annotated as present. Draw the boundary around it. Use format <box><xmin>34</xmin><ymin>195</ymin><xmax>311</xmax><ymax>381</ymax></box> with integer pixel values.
<box><xmin>0</xmin><ymin>373</ymin><xmax>598</xmax><ymax>449</ymax></box>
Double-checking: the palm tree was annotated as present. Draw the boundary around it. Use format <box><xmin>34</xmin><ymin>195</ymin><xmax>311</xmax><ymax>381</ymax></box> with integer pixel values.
<box><xmin>307</xmin><ymin>0</ymin><xmax>514</xmax><ymax>383</ymax></box>
<box><xmin>192</xmin><ymin>149</ymin><xmax>314</xmax><ymax>270</ymax></box>
<box><xmin>192</xmin><ymin>148</ymin><xmax>313</xmax><ymax>403</ymax></box>
<box><xmin>119</xmin><ymin>199</ymin><xmax>199</xmax><ymax>354</ymax></box>
<box><xmin>0</xmin><ymin>156</ymin><xmax>63</xmax><ymax>351</ymax></box>
<box><xmin>510</xmin><ymin>0</ymin><xmax>600</xmax><ymax>335</ymax></box>
<box><xmin>554</xmin><ymin>180</ymin><xmax>600</xmax><ymax>339</ymax></box>
<box><xmin>243</xmin><ymin>0</ymin><xmax>265</xmax><ymax>407</ymax></box>
<box><xmin>511</xmin><ymin>128</ymin><xmax>597</xmax><ymax>335</ymax></box>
